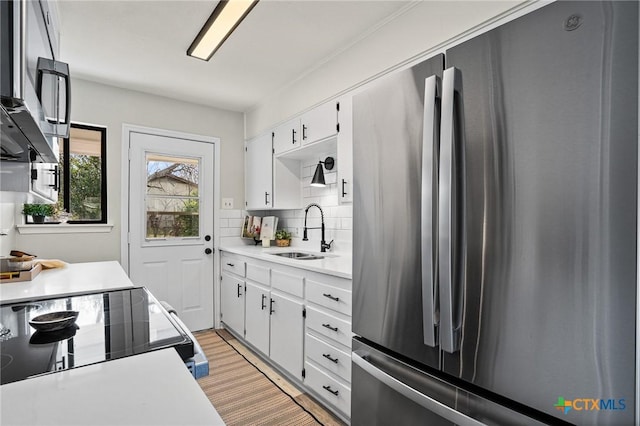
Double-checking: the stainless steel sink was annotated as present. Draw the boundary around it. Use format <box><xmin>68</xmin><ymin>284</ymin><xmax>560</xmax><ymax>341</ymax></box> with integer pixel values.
<box><xmin>271</xmin><ymin>252</ymin><xmax>324</xmax><ymax>260</ymax></box>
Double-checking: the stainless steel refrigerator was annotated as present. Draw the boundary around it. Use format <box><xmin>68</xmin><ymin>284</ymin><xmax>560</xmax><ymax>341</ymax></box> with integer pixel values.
<box><xmin>352</xmin><ymin>2</ymin><xmax>638</xmax><ymax>425</ymax></box>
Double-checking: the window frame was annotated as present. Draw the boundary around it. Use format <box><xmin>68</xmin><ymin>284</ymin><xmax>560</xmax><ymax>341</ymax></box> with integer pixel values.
<box><xmin>61</xmin><ymin>122</ymin><xmax>108</xmax><ymax>224</ymax></box>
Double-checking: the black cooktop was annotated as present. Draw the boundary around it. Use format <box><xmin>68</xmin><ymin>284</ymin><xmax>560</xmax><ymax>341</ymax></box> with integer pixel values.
<box><xmin>0</xmin><ymin>287</ymin><xmax>193</xmax><ymax>385</ymax></box>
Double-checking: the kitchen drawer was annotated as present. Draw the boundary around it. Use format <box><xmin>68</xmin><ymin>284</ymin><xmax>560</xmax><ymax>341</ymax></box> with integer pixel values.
<box><xmin>304</xmin><ymin>361</ymin><xmax>351</xmax><ymax>417</ymax></box>
<box><xmin>306</xmin><ymin>306</ymin><xmax>351</xmax><ymax>349</ymax></box>
<box><xmin>271</xmin><ymin>269</ymin><xmax>304</xmax><ymax>298</ymax></box>
<box><xmin>306</xmin><ymin>279</ymin><xmax>351</xmax><ymax>316</ymax></box>
<box><xmin>305</xmin><ymin>333</ymin><xmax>351</xmax><ymax>383</ymax></box>
<box><xmin>246</xmin><ymin>263</ymin><xmax>270</xmax><ymax>285</ymax></box>
<box><xmin>221</xmin><ymin>254</ymin><xmax>245</xmax><ymax>277</ymax></box>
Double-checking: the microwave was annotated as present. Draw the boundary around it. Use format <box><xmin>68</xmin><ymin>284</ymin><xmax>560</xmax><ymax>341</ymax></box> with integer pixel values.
<box><xmin>0</xmin><ymin>0</ymin><xmax>70</xmax><ymax>164</ymax></box>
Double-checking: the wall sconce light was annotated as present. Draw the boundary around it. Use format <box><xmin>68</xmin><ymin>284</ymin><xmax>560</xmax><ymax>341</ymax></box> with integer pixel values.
<box><xmin>311</xmin><ymin>157</ymin><xmax>335</xmax><ymax>187</ymax></box>
<box><xmin>187</xmin><ymin>0</ymin><xmax>259</xmax><ymax>61</ymax></box>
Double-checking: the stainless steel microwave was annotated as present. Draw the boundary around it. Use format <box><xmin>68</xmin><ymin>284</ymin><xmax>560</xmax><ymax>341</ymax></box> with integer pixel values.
<box><xmin>0</xmin><ymin>0</ymin><xmax>70</xmax><ymax>163</ymax></box>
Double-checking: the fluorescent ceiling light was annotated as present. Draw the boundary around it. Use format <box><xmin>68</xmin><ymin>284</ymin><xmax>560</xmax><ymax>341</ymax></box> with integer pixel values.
<box><xmin>187</xmin><ymin>0</ymin><xmax>259</xmax><ymax>61</ymax></box>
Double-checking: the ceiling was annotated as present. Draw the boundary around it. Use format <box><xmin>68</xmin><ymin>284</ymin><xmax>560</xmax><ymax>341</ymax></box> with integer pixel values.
<box><xmin>58</xmin><ymin>0</ymin><xmax>414</xmax><ymax>113</ymax></box>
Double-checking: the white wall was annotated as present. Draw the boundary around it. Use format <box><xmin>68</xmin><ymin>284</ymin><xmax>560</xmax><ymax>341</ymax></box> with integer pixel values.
<box><xmin>11</xmin><ymin>78</ymin><xmax>244</xmax><ymax>263</ymax></box>
<box><xmin>245</xmin><ymin>0</ymin><xmax>525</xmax><ymax>138</ymax></box>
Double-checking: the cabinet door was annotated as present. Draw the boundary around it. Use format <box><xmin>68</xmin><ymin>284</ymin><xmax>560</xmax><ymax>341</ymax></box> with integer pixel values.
<box><xmin>337</xmin><ymin>95</ymin><xmax>353</xmax><ymax>203</ymax></box>
<box><xmin>245</xmin><ymin>281</ymin><xmax>270</xmax><ymax>356</ymax></box>
<box><xmin>220</xmin><ymin>273</ymin><xmax>245</xmax><ymax>335</ymax></box>
<box><xmin>245</xmin><ymin>133</ymin><xmax>273</xmax><ymax>209</ymax></box>
<box><xmin>273</xmin><ymin>118</ymin><xmax>300</xmax><ymax>155</ymax></box>
<box><xmin>269</xmin><ymin>292</ymin><xmax>304</xmax><ymax>380</ymax></box>
<box><xmin>300</xmin><ymin>101</ymin><xmax>338</xmax><ymax>146</ymax></box>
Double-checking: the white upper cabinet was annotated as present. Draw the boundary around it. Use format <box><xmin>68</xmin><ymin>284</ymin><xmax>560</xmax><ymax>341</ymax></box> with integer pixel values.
<box><xmin>245</xmin><ymin>133</ymin><xmax>273</xmax><ymax>209</ymax></box>
<box><xmin>337</xmin><ymin>95</ymin><xmax>353</xmax><ymax>203</ymax></box>
<box><xmin>300</xmin><ymin>100</ymin><xmax>338</xmax><ymax>146</ymax></box>
<box><xmin>273</xmin><ymin>118</ymin><xmax>301</xmax><ymax>155</ymax></box>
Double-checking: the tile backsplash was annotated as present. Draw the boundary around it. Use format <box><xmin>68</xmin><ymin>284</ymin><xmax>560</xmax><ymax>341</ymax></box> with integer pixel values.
<box><xmin>220</xmin><ymin>151</ymin><xmax>352</xmax><ymax>253</ymax></box>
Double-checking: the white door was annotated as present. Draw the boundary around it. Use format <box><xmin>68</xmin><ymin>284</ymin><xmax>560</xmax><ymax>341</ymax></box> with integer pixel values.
<box><xmin>128</xmin><ymin>131</ymin><xmax>215</xmax><ymax>331</ymax></box>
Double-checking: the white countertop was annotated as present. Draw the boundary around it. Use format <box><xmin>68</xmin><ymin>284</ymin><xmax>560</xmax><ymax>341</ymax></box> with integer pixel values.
<box><xmin>219</xmin><ymin>245</ymin><xmax>352</xmax><ymax>279</ymax></box>
<box><xmin>0</xmin><ymin>348</ymin><xmax>225</xmax><ymax>426</ymax></box>
<box><xmin>0</xmin><ymin>261</ymin><xmax>134</xmax><ymax>304</ymax></box>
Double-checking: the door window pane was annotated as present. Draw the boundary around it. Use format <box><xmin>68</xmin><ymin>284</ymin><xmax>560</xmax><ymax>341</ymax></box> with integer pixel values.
<box><xmin>145</xmin><ymin>154</ymin><xmax>200</xmax><ymax>239</ymax></box>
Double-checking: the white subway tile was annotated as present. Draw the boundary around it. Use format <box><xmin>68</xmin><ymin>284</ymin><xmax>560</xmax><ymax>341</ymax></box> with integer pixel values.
<box><xmin>229</xmin><ymin>218</ymin><xmax>244</xmax><ymax>228</ymax></box>
<box><xmin>221</xmin><ymin>227</ymin><xmax>241</xmax><ymax>237</ymax></box>
<box><xmin>218</xmin><ymin>218</ymin><xmax>229</xmax><ymax>228</ymax></box>
<box><xmin>219</xmin><ymin>209</ymin><xmax>242</xmax><ymax>219</ymax></box>
<box><xmin>341</xmin><ymin>217</ymin><xmax>353</xmax><ymax>230</ymax></box>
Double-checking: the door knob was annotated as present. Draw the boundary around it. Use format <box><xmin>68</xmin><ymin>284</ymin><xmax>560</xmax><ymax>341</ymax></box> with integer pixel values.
<box><xmin>205</xmin><ymin>248</ymin><xmax>213</xmax><ymax>255</ymax></box>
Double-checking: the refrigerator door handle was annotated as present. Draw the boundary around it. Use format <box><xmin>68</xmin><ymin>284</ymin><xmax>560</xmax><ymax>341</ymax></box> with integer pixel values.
<box><xmin>439</xmin><ymin>67</ymin><xmax>463</xmax><ymax>353</ymax></box>
<box><xmin>421</xmin><ymin>75</ymin><xmax>440</xmax><ymax>347</ymax></box>
<box><xmin>352</xmin><ymin>352</ymin><xmax>484</xmax><ymax>426</ymax></box>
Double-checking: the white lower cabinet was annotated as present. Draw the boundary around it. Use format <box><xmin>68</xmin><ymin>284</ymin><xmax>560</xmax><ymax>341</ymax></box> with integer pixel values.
<box><xmin>244</xmin><ymin>281</ymin><xmax>270</xmax><ymax>356</ymax></box>
<box><xmin>220</xmin><ymin>272</ymin><xmax>245</xmax><ymax>335</ymax></box>
<box><xmin>269</xmin><ymin>292</ymin><xmax>304</xmax><ymax>380</ymax></box>
<box><xmin>219</xmin><ymin>251</ymin><xmax>352</xmax><ymax>421</ymax></box>
<box><xmin>304</xmin><ymin>361</ymin><xmax>352</xmax><ymax>417</ymax></box>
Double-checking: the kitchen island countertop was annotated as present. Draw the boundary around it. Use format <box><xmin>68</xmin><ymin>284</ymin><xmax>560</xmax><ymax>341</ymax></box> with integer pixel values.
<box><xmin>0</xmin><ymin>260</ymin><xmax>134</xmax><ymax>304</ymax></box>
<box><xmin>0</xmin><ymin>348</ymin><xmax>225</xmax><ymax>426</ymax></box>
<box><xmin>220</xmin><ymin>245</ymin><xmax>352</xmax><ymax>279</ymax></box>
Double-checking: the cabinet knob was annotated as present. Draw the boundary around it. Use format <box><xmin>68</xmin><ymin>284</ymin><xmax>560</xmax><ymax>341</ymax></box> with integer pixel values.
<box><xmin>205</xmin><ymin>248</ymin><xmax>213</xmax><ymax>255</ymax></box>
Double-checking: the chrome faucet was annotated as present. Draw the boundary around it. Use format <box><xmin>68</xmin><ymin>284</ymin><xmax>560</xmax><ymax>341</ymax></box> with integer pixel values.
<box><xmin>302</xmin><ymin>203</ymin><xmax>333</xmax><ymax>252</ymax></box>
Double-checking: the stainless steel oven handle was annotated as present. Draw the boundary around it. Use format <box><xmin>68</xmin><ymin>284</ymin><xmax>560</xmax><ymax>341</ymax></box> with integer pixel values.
<box><xmin>352</xmin><ymin>352</ymin><xmax>484</xmax><ymax>426</ymax></box>
<box><xmin>421</xmin><ymin>75</ymin><xmax>440</xmax><ymax>347</ymax></box>
<box><xmin>439</xmin><ymin>67</ymin><xmax>462</xmax><ymax>353</ymax></box>
<box><xmin>18</xmin><ymin>0</ymin><xmax>26</xmax><ymax>99</ymax></box>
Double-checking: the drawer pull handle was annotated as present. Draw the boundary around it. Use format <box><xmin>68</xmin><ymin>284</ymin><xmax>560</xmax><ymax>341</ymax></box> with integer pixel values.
<box><xmin>237</xmin><ymin>283</ymin><xmax>242</xmax><ymax>298</ymax></box>
<box><xmin>322</xmin><ymin>323</ymin><xmax>338</xmax><ymax>332</ymax></box>
<box><xmin>323</xmin><ymin>385</ymin><xmax>339</xmax><ymax>396</ymax></box>
<box><xmin>261</xmin><ymin>294</ymin><xmax>267</xmax><ymax>310</ymax></box>
<box><xmin>322</xmin><ymin>353</ymin><xmax>339</xmax><ymax>364</ymax></box>
<box><xmin>322</xmin><ymin>293</ymin><xmax>339</xmax><ymax>302</ymax></box>
<box><xmin>226</xmin><ymin>263</ymin><xmax>235</xmax><ymax>267</ymax></box>
<box><xmin>270</xmin><ymin>298</ymin><xmax>275</xmax><ymax>315</ymax></box>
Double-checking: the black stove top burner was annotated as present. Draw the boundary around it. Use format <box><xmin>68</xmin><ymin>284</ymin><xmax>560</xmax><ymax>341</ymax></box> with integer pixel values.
<box><xmin>0</xmin><ymin>287</ymin><xmax>193</xmax><ymax>385</ymax></box>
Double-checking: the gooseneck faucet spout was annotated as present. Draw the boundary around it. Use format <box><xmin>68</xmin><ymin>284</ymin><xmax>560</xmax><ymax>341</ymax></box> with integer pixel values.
<box><xmin>302</xmin><ymin>203</ymin><xmax>333</xmax><ymax>252</ymax></box>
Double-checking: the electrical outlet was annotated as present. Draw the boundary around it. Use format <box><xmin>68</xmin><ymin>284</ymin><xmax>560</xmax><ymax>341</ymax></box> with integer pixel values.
<box><xmin>222</xmin><ymin>198</ymin><xmax>234</xmax><ymax>209</ymax></box>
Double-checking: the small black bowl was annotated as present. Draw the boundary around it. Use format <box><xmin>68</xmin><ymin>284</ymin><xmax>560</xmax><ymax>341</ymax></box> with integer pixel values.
<box><xmin>30</xmin><ymin>324</ymin><xmax>79</xmax><ymax>345</ymax></box>
<box><xmin>29</xmin><ymin>311</ymin><xmax>80</xmax><ymax>332</ymax></box>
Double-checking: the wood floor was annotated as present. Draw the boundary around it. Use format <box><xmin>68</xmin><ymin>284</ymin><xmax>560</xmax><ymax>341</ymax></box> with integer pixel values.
<box><xmin>195</xmin><ymin>330</ymin><xmax>345</xmax><ymax>426</ymax></box>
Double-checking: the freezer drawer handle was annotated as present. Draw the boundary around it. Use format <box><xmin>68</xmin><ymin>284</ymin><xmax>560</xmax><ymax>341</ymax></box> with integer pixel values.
<box><xmin>352</xmin><ymin>352</ymin><xmax>484</xmax><ymax>426</ymax></box>
<box><xmin>322</xmin><ymin>385</ymin><xmax>339</xmax><ymax>396</ymax></box>
<box><xmin>322</xmin><ymin>293</ymin><xmax>339</xmax><ymax>302</ymax></box>
<box><xmin>322</xmin><ymin>323</ymin><xmax>338</xmax><ymax>332</ymax></box>
<box><xmin>322</xmin><ymin>353</ymin><xmax>339</xmax><ymax>364</ymax></box>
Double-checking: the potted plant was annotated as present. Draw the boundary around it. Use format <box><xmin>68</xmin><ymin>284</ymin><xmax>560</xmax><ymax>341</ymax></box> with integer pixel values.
<box><xmin>275</xmin><ymin>229</ymin><xmax>292</xmax><ymax>247</ymax></box>
<box><xmin>22</xmin><ymin>203</ymin><xmax>56</xmax><ymax>224</ymax></box>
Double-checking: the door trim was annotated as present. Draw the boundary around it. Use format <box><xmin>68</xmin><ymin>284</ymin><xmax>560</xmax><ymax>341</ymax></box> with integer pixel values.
<box><xmin>120</xmin><ymin>123</ymin><xmax>221</xmax><ymax>323</ymax></box>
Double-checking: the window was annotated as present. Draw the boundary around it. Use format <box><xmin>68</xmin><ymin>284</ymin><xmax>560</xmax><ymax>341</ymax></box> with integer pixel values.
<box><xmin>57</xmin><ymin>123</ymin><xmax>107</xmax><ymax>223</ymax></box>
<box><xmin>145</xmin><ymin>154</ymin><xmax>200</xmax><ymax>239</ymax></box>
